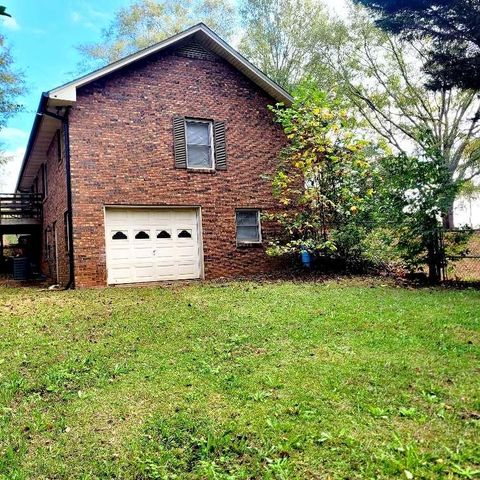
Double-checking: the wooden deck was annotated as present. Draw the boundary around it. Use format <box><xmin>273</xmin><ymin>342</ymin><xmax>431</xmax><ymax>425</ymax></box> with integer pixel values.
<box><xmin>0</xmin><ymin>194</ymin><xmax>42</xmax><ymax>232</ymax></box>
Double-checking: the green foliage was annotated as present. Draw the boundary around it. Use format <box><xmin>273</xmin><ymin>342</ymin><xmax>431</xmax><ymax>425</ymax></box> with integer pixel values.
<box><xmin>0</xmin><ymin>6</ymin><xmax>11</xmax><ymax>17</ymax></box>
<box><xmin>239</xmin><ymin>0</ymin><xmax>344</xmax><ymax>90</ymax></box>
<box><xmin>266</xmin><ymin>83</ymin><xmax>381</xmax><ymax>267</ymax></box>
<box><xmin>360</xmin><ymin>227</ymin><xmax>402</xmax><ymax>268</ymax></box>
<box><xmin>354</xmin><ymin>0</ymin><xmax>480</xmax><ymax>90</ymax></box>
<box><xmin>0</xmin><ymin>33</ymin><xmax>25</xmax><ymax>168</ymax></box>
<box><xmin>324</xmin><ymin>9</ymin><xmax>480</xmax><ymax>191</ymax></box>
<box><xmin>0</xmin><ymin>35</ymin><xmax>24</xmax><ymax>130</ymax></box>
<box><xmin>76</xmin><ymin>0</ymin><xmax>236</xmax><ymax>71</ymax></box>
<box><xmin>374</xmin><ymin>147</ymin><xmax>462</xmax><ymax>280</ymax></box>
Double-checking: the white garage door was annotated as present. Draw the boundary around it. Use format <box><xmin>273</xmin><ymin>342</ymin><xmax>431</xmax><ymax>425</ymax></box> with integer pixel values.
<box><xmin>105</xmin><ymin>207</ymin><xmax>202</xmax><ymax>284</ymax></box>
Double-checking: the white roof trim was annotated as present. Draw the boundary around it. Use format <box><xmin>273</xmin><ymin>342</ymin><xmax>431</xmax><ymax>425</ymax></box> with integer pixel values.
<box><xmin>48</xmin><ymin>23</ymin><xmax>293</xmax><ymax>105</ymax></box>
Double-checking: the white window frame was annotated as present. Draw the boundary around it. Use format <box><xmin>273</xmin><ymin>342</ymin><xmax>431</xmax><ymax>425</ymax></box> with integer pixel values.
<box><xmin>235</xmin><ymin>209</ymin><xmax>262</xmax><ymax>245</ymax></box>
<box><xmin>185</xmin><ymin>119</ymin><xmax>215</xmax><ymax>170</ymax></box>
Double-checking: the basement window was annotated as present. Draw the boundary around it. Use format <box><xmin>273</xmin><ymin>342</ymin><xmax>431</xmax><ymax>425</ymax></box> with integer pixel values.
<box><xmin>236</xmin><ymin>209</ymin><xmax>261</xmax><ymax>244</ymax></box>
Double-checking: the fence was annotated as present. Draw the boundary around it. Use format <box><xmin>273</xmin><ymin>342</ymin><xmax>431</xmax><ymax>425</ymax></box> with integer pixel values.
<box><xmin>444</xmin><ymin>229</ymin><xmax>480</xmax><ymax>282</ymax></box>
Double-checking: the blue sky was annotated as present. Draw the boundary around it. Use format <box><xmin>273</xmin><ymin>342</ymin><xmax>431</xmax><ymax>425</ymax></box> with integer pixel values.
<box><xmin>0</xmin><ymin>0</ymin><xmax>477</xmax><ymax>225</ymax></box>
<box><xmin>0</xmin><ymin>0</ymin><xmax>133</xmax><ymax>190</ymax></box>
<box><xmin>0</xmin><ymin>0</ymin><xmax>349</xmax><ymax>191</ymax></box>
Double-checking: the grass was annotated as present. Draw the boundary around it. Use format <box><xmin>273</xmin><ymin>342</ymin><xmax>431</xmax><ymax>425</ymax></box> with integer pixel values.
<box><xmin>0</xmin><ymin>278</ymin><xmax>479</xmax><ymax>479</ymax></box>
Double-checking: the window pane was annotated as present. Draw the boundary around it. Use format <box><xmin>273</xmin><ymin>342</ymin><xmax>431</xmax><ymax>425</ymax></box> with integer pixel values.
<box><xmin>237</xmin><ymin>226</ymin><xmax>260</xmax><ymax>242</ymax></box>
<box><xmin>135</xmin><ymin>230</ymin><xmax>150</xmax><ymax>239</ymax></box>
<box><xmin>236</xmin><ymin>210</ymin><xmax>258</xmax><ymax>226</ymax></box>
<box><xmin>178</xmin><ymin>229</ymin><xmax>192</xmax><ymax>238</ymax></box>
<box><xmin>112</xmin><ymin>231</ymin><xmax>128</xmax><ymax>240</ymax></box>
<box><xmin>187</xmin><ymin>145</ymin><xmax>212</xmax><ymax>168</ymax></box>
<box><xmin>157</xmin><ymin>230</ymin><xmax>171</xmax><ymax>239</ymax></box>
<box><xmin>187</xmin><ymin>122</ymin><xmax>209</xmax><ymax>145</ymax></box>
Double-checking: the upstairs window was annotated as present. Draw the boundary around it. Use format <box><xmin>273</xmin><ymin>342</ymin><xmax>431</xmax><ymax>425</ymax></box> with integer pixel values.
<box><xmin>173</xmin><ymin>116</ymin><xmax>226</xmax><ymax>170</ymax></box>
<box><xmin>236</xmin><ymin>209</ymin><xmax>261</xmax><ymax>244</ymax></box>
<box><xmin>186</xmin><ymin>120</ymin><xmax>213</xmax><ymax>169</ymax></box>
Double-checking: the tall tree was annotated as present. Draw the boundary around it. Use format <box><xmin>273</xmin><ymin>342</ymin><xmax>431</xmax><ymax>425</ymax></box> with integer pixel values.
<box><xmin>76</xmin><ymin>0</ymin><xmax>236</xmax><ymax>71</ymax></box>
<box><xmin>0</xmin><ymin>35</ymin><xmax>22</xmax><ymax>126</ymax></box>
<box><xmin>239</xmin><ymin>0</ymin><xmax>343</xmax><ymax>90</ymax></box>
<box><xmin>0</xmin><ymin>33</ymin><xmax>24</xmax><ymax>169</ymax></box>
<box><xmin>322</xmin><ymin>11</ymin><xmax>480</xmax><ymax>227</ymax></box>
<box><xmin>353</xmin><ymin>0</ymin><xmax>480</xmax><ymax>90</ymax></box>
<box><xmin>266</xmin><ymin>83</ymin><xmax>381</xmax><ymax>266</ymax></box>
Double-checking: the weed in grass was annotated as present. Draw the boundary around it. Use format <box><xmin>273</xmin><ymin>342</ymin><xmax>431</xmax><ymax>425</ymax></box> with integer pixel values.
<box><xmin>398</xmin><ymin>407</ymin><xmax>417</xmax><ymax>418</ymax></box>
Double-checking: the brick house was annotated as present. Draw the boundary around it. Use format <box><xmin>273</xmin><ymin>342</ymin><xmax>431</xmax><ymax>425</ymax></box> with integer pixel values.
<box><xmin>15</xmin><ymin>24</ymin><xmax>292</xmax><ymax>287</ymax></box>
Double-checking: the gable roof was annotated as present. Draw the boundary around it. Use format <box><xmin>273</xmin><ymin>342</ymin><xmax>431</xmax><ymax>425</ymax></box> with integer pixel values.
<box><xmin>16</xmin><ymin>23</ymin><xmax>292</xmax><ymax>192</ymax></box>
<box><xmin>48</xmin><ymin>23</ymin><xmax>292</xmax><ymax>105</ymax></box>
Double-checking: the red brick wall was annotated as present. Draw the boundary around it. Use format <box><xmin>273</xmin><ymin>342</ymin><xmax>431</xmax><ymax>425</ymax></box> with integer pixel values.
<box><xmin>68</xmin><ymin>45</ymin><xmax>286</xmax><ymax>287</ymax></box>
<box><xmin>38</xmin><ymin>129</ymin><xmax>70</xmax><ymax>285</ymax></box>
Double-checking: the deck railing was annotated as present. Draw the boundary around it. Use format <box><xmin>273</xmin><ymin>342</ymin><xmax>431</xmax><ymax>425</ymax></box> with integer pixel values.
<box><xmin>0</xmin><ymin>193</ymin><xmax>42</xmax><ymax>221</ymax></box>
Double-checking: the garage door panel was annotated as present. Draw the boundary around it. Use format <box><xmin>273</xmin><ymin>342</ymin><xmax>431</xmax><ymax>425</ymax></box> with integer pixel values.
<box><xmin>105</xmin><ymin>208</ymin><xmax>201</xmax><ymax>284</ymax></box>
<box><xmin>133</xmin><ymin>247</ymin><xmax>154</xmax><ymax>259</ymax></box>
<box><xmin>134</xmin><ymin>265</ymin><xmax>156</xmax><ymax>280</ymax></box>
<box><xmin>109</xmin><ymin>251</ymin><xmax>131</xmax><ymax>262</ymax></box>
<box><xmin>156</xmin><ymin>265</ymin><xmax>178</xmax><ymax>275</ymax></box>
<box><xmin>110</xmin><ymin>267</ymin><xmax>134</xmax><ymax>283</ymax></box>
<box><xmin>154</xmin><ymin>249</ymin><xmax>174</xmax><ymax>258</ymax></box>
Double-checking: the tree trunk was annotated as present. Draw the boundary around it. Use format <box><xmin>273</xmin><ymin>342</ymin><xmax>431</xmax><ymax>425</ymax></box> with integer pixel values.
<box><xmin>442</xmin><ymin>204</ymin><xmax>455</xmax><ymax>230</ymax></box>
<box><xmin>427</xmin><ymin>229</ymin><xmax>443</xmax><ymax>284</ymax></box>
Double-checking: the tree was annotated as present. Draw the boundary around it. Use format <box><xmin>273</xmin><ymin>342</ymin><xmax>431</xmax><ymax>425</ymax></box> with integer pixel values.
<box><xmin>0</xmin><ymin>33</ymin><xmax>24</xmax><ymax>168</ymax></box>
<box><xmin>376</xmin><ymin>148</ymin><xmax>458</xmax><ymax>282</ymax></box>
<box><xmin>353</xmin><ymin>0</ymin><xmax>480</xmax><ymax>90</ymax></box>
<box><xmin>76</xmin><ymin>0</ymin><xmax>236</xmax><ymax>70</ymax></box>
<box><xmin>239</xmin><ymin>0</ymin><xmax>343</xmax><ymax>90</ymax></box>
<box><xmin>266</xmin><ymin>83</ymin><xmax>380</xmax><ymax>267</ymax></box>
<box><xmin>323</xmin><ymin>11</ymin><xmax>480</xmax><ymax>227</ymax></box>
<box><xmin>0</xmin><ymin>6</ymin><xmax>11</xmax><ymax>17</ymax></box>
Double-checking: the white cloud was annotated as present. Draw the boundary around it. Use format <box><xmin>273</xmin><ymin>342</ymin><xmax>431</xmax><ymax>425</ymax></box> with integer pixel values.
<box><xmin>0</xmin><ymin>127</ymin><xmax>28</xmax><ymax>142</ymax></box>
<box><xmin>69</xmin><ymin>9</ymin><xmax>98</xmax><ymax>30</ymax></box>
<box><xmin>2</xmin><ymin>16</ymin><xmax>20</xmax><ymax>30</ymax></box>
<box><xmin>0</xmin><ymin>147</ymin><xmax>25</xmax><ymax>193</ymax></box>
<box><xmin>71</xmin><ymin>11</ymin><xmax>81</xmax><ymax>22</ymax></box>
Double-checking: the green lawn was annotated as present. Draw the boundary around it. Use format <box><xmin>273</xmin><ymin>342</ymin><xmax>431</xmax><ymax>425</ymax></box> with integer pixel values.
<box><xmin>0</xmin><ymin>280</ymin><xmax>479</xmax><ymax>479</ymax></box>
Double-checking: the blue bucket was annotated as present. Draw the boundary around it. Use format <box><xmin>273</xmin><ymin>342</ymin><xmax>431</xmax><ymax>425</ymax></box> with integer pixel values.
<box><xmin>301</xmin><ymin>250</ymin><xmax>312</xmax><ymax>268</ymax></box>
